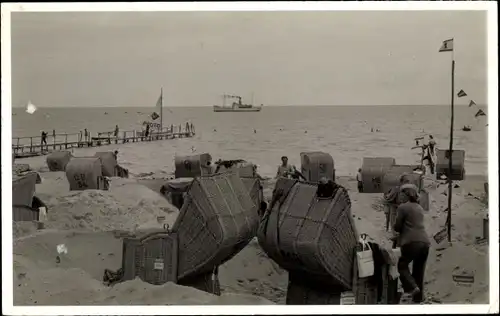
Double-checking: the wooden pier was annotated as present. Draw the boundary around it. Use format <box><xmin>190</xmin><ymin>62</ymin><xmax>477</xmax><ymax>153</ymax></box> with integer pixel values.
<box><xmin>12</xmin><ymin>123</ymin><xmax>196</xmax><ymax>159</ymax></box>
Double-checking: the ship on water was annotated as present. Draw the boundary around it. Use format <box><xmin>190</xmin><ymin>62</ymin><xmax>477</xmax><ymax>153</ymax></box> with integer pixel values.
<box><xmin>213</xmin><ymin>94</ymin><xmax>263</xmax><ymax>112</ymax></box>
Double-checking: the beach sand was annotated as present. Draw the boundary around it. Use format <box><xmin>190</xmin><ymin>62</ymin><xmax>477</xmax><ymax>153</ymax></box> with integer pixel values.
<box><xmin>12</xmin><ymin>158</ymin><xmax>489</xmax><ymax>305</ymax></box>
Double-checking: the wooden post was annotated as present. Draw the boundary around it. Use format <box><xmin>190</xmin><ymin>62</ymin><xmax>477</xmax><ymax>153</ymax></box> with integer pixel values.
<box><xmin>30</xmin><ymin>137</ymin><xmax>33</xmax><ymax>153</ymax></box>
<box><xmin>53</xmin><ymin>133</ymin><xmax>56</xmax><ymax>150</ymax></box>
<box><xmin>65</xmin><ymin>134</ymin><xmax>68</xmax><ymax>149</ymax></box>
<box><xmin>447</xmin><ymin>59</ymin><xmax>455</xmax><ymax>243</ymax></box>
<box><xmin>133</xmin><ymin>130</ymin><xmax>136</xmax><ymax>142</ymax></box>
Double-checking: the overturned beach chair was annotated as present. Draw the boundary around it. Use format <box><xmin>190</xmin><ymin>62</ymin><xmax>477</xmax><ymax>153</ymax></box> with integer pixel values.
<box><xmin>258</xmin><ymin>178</ymin><xmax>358</xmax><ymax>292</ymax></box>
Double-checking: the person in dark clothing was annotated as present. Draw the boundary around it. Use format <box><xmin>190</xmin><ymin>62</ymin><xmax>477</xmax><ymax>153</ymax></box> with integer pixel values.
<box><xmin>383</xmin><ymin>174</ymin><xmax>411</xmax><ymax>231</ymax></box>
<box><xmin>145</xmin><ymin>124</ymin><xmax>150</xmax><ymax>138</ymax></box>
<box><xmin>356</xmin><ymin>168</ymin><xmax>363</xmax><ymax>192</ymax></box>
<box><xmin>393</xmin><ymin>184</ymin><xmax>430</xmax><ymax>304</ymax></box>
<box><xmin>41</xmin><ymin>131</ymin><xmax>48</xmax><ymax>151</ymax></box>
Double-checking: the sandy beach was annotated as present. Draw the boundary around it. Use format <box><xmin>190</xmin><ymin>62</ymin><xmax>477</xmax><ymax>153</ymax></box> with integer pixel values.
<box><xmin>12</xmin><ymin>152</ymin><xmax>489</xmax><ymax>305</ymax></box>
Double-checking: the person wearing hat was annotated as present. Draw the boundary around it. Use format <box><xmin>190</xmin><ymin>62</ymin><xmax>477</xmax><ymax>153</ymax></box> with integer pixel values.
<box><xmin>383</xmin><ymin>173</ymin><xmax>412</xmax><ymax>231</ymax></box>
<box><xmin>393</xmin><ymin>184</ymin><xmax>430</xmax><ymax>304</ymax></box>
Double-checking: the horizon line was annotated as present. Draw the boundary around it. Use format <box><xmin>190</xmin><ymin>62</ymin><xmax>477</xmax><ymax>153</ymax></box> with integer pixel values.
<box><xmin>10</xmin><ymin>103</ymin><xmax>487</xmax><ymax>109</ymax></box>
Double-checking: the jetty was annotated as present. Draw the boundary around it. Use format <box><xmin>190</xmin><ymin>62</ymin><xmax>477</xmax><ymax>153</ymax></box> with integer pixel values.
<box><xmin>12</xmin><ymin>123</ymin><xmax>195</xmax><ymax>159</ymax></box>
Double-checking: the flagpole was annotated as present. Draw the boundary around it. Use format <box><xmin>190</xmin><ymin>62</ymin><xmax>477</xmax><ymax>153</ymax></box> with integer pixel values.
<box><xmin>447</xmin><ymin>44</ymin><xmax>455</xmax><ymax>243</ymax></box>
<box><xmin>160</xmin><ymin>87</ymin><xmax>163</xmax><ymax>133</ymax></box>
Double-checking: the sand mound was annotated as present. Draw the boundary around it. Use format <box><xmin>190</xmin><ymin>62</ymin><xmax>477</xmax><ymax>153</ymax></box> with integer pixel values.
<box><xmin>13</xmin><ymin>221</ymin><xmax>41</xmax><ymax>239</ymax></box>
<box><xmin>14</xmin><ymin>230</ymin><xmax>123</xmax><ymax>281</ymax></box>
<box><xmin>219</xmin><ymin>238</ymin><xmax>288</xmax><ymax>304</ymax></box>
<box><xmin>44</xmin><ymin>181</ymin><xmax>178</xmax><ymax>232</ymax></box>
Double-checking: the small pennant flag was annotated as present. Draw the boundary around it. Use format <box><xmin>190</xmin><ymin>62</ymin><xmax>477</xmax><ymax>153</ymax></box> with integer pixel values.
<box><xmin>151</xmin><ymin>112</ymin><xmax>160</xmax><ymax>120</ymax></box>
<box><xmin>457</xmin><ymin>90</ymin><xmax>467</xmax><ymax>98</ymax></box>
<box><xmin>439</xmin><ymin>39</ymin><xmax>454</xmax><ymax>52</ymax></box>
<box><xmin>469</xmin><ymin>100</ymin><xmax>476</xmax><ymax>107</ymax></box>
<box><xmin>26</xmin><ymin>101</ymin><xmax>37</xmax><ymax>114</ymax></box>
<box><xmin>474</xmin><ymin>109</ymin><xmax>486</xmax><ymax>118</ymax></box>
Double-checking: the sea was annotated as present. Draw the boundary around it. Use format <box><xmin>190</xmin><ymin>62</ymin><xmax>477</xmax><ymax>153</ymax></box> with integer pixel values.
<box><xmin>11</xmin><ymin>105</ymin><xmax>488</xmax><ymax>177</ymax></box>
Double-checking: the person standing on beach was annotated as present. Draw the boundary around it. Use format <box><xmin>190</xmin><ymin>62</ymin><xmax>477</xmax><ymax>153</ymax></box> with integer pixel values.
<box><xmin>276</xmin><ymin>156</ymin><xmax>294</xmax><ymax>178</ymax></box>
<box><xmin>114</xmin><ymin>125</ymin><xmax>119</xmax><ymax>144</ymax></box>
<box><xmin>84</xmin><ymin>128</ymin><xmax>89</xmax><ymax>143</ymax></box>
<box><xmin>428</xmin><ymin>135</ymin><xmax>436</xmax><ymax>156</ymax></box>
<box><xmin>393</xmin><ymin>184</ymin><xmax>430</xmax><ymax>304</ymax></box>
<box><xmin>383</xmin><ymin>174</ymin><xmax>412</xmax><ymax>231</ymax></box>
<box><xmin>356</xmin><ymin>168</ymin><xmax>363</xmax><ymax>192</ymax></box>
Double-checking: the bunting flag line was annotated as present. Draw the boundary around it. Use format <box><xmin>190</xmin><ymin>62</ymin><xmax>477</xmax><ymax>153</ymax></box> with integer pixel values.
<box><xmin>457</xmin><ymin>89</ymin><xmax>467</xmax><ymax>98</ymax></box>
<box><xmin>469</xmin><ymin>100</ymin><xmax>476</xmax><ymax>107</ymax></box>
<box><xmin>439</xmin><ymin>39</ymin><xmax>454</xmax><ymax>52</ymax></box>
<box><xmin>474</xmin><ymin>109</ymin><xmax>486</xmax><ymax>118</ymax></box>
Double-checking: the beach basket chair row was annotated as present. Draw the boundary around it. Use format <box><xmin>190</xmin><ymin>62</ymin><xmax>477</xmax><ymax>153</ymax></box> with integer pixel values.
<box><xmin>117</xmin><ymin>172</ymin><xmax>260</xmax><ymax>294</ymax></box>
<box><xmin>47</xmin><ymin>151</ymin><xmax>129</xmax><ymax>191</ymax></box>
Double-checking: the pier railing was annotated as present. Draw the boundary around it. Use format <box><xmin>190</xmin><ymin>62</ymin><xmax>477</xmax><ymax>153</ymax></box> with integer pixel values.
<box><xmin>12</xmin><ymin>123</ymin><xmax>195</xmax><ymax>158</ymax></box>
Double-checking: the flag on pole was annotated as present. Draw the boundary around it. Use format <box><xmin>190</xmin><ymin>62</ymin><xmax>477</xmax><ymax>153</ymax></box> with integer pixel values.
<box><xmin>150</xmin><ymin>91</ymin><xmax>162</xmax><ymax>120</ymax></box>
<box><xmin>457</xmin><ymin>89</ymin><xmax>467</xmax><ymax>98</ymax></box>
<box><xmin>474</xmin><ymin>109</ymin><xmax>486</xmax><ymax>118</ymax></box>
<box><xmin>26</xmin><ymin>101</ymin><xmax>37</xmax><ymax>114</ymax></box>
<box><xmin>469</xmin><ymin>100</ymin><xmax>476</xmax><ymax>107</ymax></box>
<box><xmin>439</xmin><ymin>39</ymin><xmax>454</xmax><ymax>52</ymax></box>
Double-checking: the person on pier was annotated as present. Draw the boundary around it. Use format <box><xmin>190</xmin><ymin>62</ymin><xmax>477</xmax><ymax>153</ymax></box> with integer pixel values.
<box><xmin>114</xmin><ymin>125</ymin><xmax>119</xmax><ymax>144</ymax></box>
<box><xmin>41</xmin><ymin>131</ymin><xmax>48</xmax><ymax>152</ymax></box>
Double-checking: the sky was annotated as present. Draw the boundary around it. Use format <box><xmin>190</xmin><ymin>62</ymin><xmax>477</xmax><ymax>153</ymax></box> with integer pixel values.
<box><xmin>9</xmin><ymin>10</ymin><xmax>488</xmax><ymax>107</ymax></box>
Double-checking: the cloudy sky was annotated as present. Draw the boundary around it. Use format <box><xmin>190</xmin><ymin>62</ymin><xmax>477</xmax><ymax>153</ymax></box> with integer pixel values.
<box><xmin>10</xmin><ymin>10</ymin><xmax>487</xmax><ymax>107</ymax></box>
